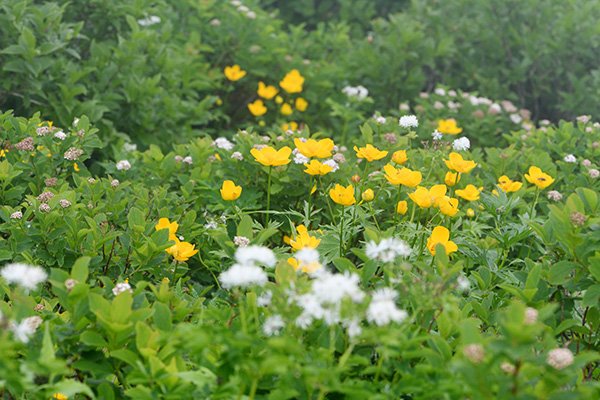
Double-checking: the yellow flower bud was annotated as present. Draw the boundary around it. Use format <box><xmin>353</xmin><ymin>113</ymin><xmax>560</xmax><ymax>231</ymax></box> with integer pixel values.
<box><xmin>361</xmin><ymin>189</ymin><xmax>374</xmax><ymax>202</ymax></box>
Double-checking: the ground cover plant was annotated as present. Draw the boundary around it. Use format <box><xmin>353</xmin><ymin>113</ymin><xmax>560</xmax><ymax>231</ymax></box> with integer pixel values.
<box><xmin>1</xmin><ymin>0</ymin><xmax>600</xmax><ymax>399</ymax></box>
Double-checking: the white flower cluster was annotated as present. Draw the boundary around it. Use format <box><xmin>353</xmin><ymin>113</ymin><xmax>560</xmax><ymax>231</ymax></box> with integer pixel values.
<box><xmin>137</xmin><ymin>15</ymin><xmax>161</xmax><ymax>27</ymax></box>
<box><xmin>10</xmin><ymin>316</ymin><xmax>43</xmax><ymax>343</ymax></box>
<box><xmin>113</xmin><ymin>282</ymin><xmax>132</xmax><ymax>296</ymax></box>
<box><xmin>399</xmin><ymin>115</ymin><xmax>419</xmax><ymax>128</ymax></box>
<box><xmin>366</xmin><ymin>288</ymin><xmax>408</xmax><ymax>326</ymax></box>
<box><xmin>116</xmin><ymin>160</ymin><xmax>131</xmax><ymax>171</ymax></box>
<box><xmin>563</xmin><ymin>154</ymin><xmax>577</xmax><ymax>163</ymax></box>
<box><xmin>452</xmin><ymin>137</ymin><xmax>471</xmax><ymax>151</ymax></box>
<box><xmin>219</xmin><ymin>246</ymin><xmax>275</xmax><ymax>289</ymax></box>
<box><xmin>1</xmin><ymin>263</ymin><xmax>47</xmax><ymax>291</ymax></box>
<box><xmin>213</xmin><ymin>137</ymin><xmax>234</xmax><ymax>151</ymax></box>
<box><xmin>365</xmin><ymin>238</ymin><xmax>411</xmax><ymax>262</ymax></box>
<box><xmin>342</xmin><ymin>85</ymin><xmax>369</xmax><ymax>100</ymax></box>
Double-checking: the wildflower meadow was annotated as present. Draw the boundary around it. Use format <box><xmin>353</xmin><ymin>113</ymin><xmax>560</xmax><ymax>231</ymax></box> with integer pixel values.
<box><xmin>0</xmin><ymin>0</ymin><xmax>599</xmax><ymax>399</ymax></box>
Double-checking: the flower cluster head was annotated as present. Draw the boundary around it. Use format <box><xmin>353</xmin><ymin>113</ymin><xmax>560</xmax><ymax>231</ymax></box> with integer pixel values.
<box><xmin>427</xmin><ymin>226</ymin><xmax>458</xmax><ymax>256</ymax></box>
<box><xmin>251</xmin><ymin>145</ymin><xmax>292</xmax><ymax>166</ymax></box>
<box><xmin>15</xmin><ymin>137</ymin><xmax>35</xmax><ymax>151</ymax></box>
<box><xmin>116</xmin><ymin>160</ymin><xmax>131</xmax><ymax>171</ymax></box>
<box><xmin>224</xmin><ymin>64</ymin><xmax>246</xmax><ymax>81</ymax></box>
<box><xmin>354</xmin><ymin>144</ymin><xmax>388</xmax><ymax>162</ymax></box>
<box><xmin>524</xmin><ymin>166</ymin><xmax>554</xmax><ymax>189</ymax></box>
<box><xmin>437</xmin><ymin>119</ymin><xmax>463</xmax><ymax>135</ymax></box>
<box><xmin>213</xmin><ymin>137</ymin><xmax>234</xmax><ymax>151</ymax></box>
<box><xmin>64</xmin><ymin>147</ymin><xmax>84</xmax><ymax>161</ymax></box>
<box><xmin>366</xmin><ymin>288</ymin><xmax>408</xmax><ymax>326</ymax></box>
<box><xmin>220</xmin><ymin>180</ymin><xmax>242</xmax><ymax>201</ymax></box>
<box><xmin>1</xmin><ymin>263</ymin><xmax>47</xmax><ymax>291</ymax></box>
<box><xmin>294</xmin><ymin>138</ymin><xmax>335</xmax><ymax>159</ymax></box>
<box><xmin>11</xmin><ymin>316</ymin><xmax>43</xmax><ymax>343</ymax></box>
<box><xmin>547</xmin><ymin>348</ymin><xmax>574</xmax><ymax>370</ymax></box>
<box><xmin>463</xmin><ymin>344</ymin><xmax>485</xmax><ymax>364</ymax></box>
<box><xmin>399</xmin><ymin>115</ymin><xmax>419</xmax><ymax>128</ymax></box>
<box><xmin>219</xmin><ymin>246</ymin><xmax>275</xmax><ymax>289</ymax></box>
<box><xmin>112</xmin><ymin>281</ymin><xmax>132</xmax><ymax>296</ymax></box>
<box><xmin>342</xmin><ymin>85</ymin><xmax>369</xmax><ymax>100</ymax></box>
<box><xmin>452</xmin><ymin>137</ymin><xmax>471</xmax><ymax>151</ymax></box>
<box><xmin>365</xmin><ymin>238</ymin><xmax>411</xmax><ymax>262</ymax></box>
<box><xmin>329</xmin><ymin>184</ymin><xmax>356</xmax><ymax>206</ymax></box>
<box><xmin>233</xmin><ymin>236</ymin><xmax>250</xmax><ymax>247</ymax></box>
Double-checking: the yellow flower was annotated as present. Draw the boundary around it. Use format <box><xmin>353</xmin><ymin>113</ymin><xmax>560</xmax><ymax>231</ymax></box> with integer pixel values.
<box><xmin>304</xmin><ymin>160</ymin><xmax>333</xmax><ymax>176</ymax></box>
<box><xmin>361</xmin><ymin>189</ymin><xmax>374</xmax><ymax>202</ymax></box>
<box><xmin>250</xmin><ymin>146</ymin><xmax>292</xmax><ymax>167</ymax></box>
<box><xmin>396</xmin><ymin>200</ymin><xmax>408</xmax><ymax>215</ymax></box>
<box><xmin>73</xmin><ymin>163</ymin><xmax>80</xmax><ymax>172</ymax></box>
<box><xmin>524</xmin><ymin>166</ymin><xmax>554</xmax><ymax>189</ymax></box>
<box><xmin>409</xmin><ymin>186</ymin><xmax>434</xmax><ymax>208</ymax></box>
<box><xmin>281</xmin><ymin>121</ymin><xmax>298</xmax><ymax>131</ymax></box>
<box><xmin>166</xmin><ymin>239</ymin><xmax>199</xmax><ymax>262</ymax></box>
<box><xmin>354</xmin><ymin>144</ymin><xmax>388</xmax><ymax>162</ymax></box>
<box><xmin>294</xmin><ymin>138</ymin><xmax>335</xmax><ymax>158</ymax></box>
<box><xmin>497</xmin><ymin>175</ymin><xmax>523</xmax><ymax>192</ymax></box>
<box><xmin>383</xmin><ymin>164</ymin><xmax>422</xmax><ymax>187</ymax></box>
<box><xmin>295</xmin><ymin>97</ymin><xmax>308</xmax><ymax>112</ymax></box>
<box><xmin>444</xmin><ymin>152</ymin><xmax>477</xmax><ymax>173</ymax></box>
<box><xmin>155</xmin><ymin>218</ymin><xmax>179</xmax><ymax>241</ymax></box>
<box><xmin>391</xmin><ymin>150</ymin><xmax>408</xmax><ymax>165</ymax></box>
<box><xmin>215</xmin><ymin>97</ymin><xmax>223</xmax><ymax>106</ymax></box>
<box><xmin>329</xmin><ymin>184</ymin><xmax>356</xmax><ymax>206</ymax></box>
<box><xmin>427</xmin><ymin>226</ymin><xmax>458</xmax><ymax>255</ymax></box>
<box><xmin>220</xmin><ymin>180</ymin><xmax>242</xmax><ymax>201</ymax></box>
<box><xmin>224</xmin><ymin>64</ymin><xmax>246</xmax><ymax>81</ymax></box>
<box><xmin>455</xmin><ymin>184</ymin><xmax>481</xmax><ymax>201</ymax></box>
<box><xmin>275</xmin><ymin>95</ymin><xmax>283</xmax><ymax>104</ymax></box>
<box><xmin>279</xmin><ymin>69</ymin><xmax>305</xmax><ymax>93</ymax></box>
<box><xmin>466</xmin><ymin>208</ymin><xmax>475</xmax><ymax>217</ymax></box>
<box><xmin>438</xmin><ymin>196</ymin><xmax>459</xmax><ymax>217</ymax></box>
<box><xmin>258</xmin><ymin>120</ymin><xmax>266</xmax><ymax>127</ymax></box>
<box><xmin>288</xmin><ymin>257</ymin><xmax>322</xmax><ymax>273</ymax></box>
<box><xmin>248</xmin><ymin>99</ymin><xmax>267</xmax><ymax>117</ymax></box>
<box><xmin>0</xmin><ymin>149</ymin><xmax>7</xmax><ymax>158</ymax></box>
<box><xmin>280</xmin><ymin>103</ymin><xmax>293</xmax><ymax>116</ymax></box>
<box><xmin>289</xmin><ymin>225</ymin><xmax>321</xmax><ymax>251</ymax></box>
<box><xmin>53</xmin><ymin>394</ymin><xmax>68</xmax><ymax>400</ymax></box>
<box><xmin>437</xmin><ymin>119</ymin><xmax>463</xmax><ymax>135</ymax></box>
<box><xmin>445</xmin><ymin>171</ymin><xmax>461</xmax><ymax>187</ymax></box>
<box><xmin>257</xmin><ymin>81</ymin><xmax>278</xmax><ymax>99</ymax></box>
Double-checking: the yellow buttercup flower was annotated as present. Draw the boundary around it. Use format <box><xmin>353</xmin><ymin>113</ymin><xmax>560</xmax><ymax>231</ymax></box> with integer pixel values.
<box><xmin>250</xmin><ymin>146</ymin><xmax>292</xmax><ymax>167</ymax></box>
<box><xmin>408</xmin><ymin>185</ymin><xmax>447</xmax><ymax>208</ymax></box>
<box><xmin>281</xmin><ymin>121</ymin><xmax>298</xmax><ymax>131</ymax></box>
<box><xmin>391</xmin><ymin>150</ymin><xmax>408</xmax><ymax>165</ymax></box>
<box><xmin>445</xmin><ymin>171</ymin><xmax>461</xmax><ymax>187</ymax></box>
<box><xmin>430</xmin><ymin>184</ymin><xmax>448</xmax><ymax>206</ymax></box>
<box><xmin>248</xmin><ymin>99</ymin><xmax>267</xmax><ymax>117</ymax></box>
<box><xmin>427</xmin><ymin>226</ymin><xmax>458</xmax><ymax>255</ymax></box>
<box><xmin>383</xmin><ymin>165</ymin><xmax>422</xmax><ymax>187</ymax></box>
<box><xmin>288</xmin><ymin>257</ymin><xmax>321</xmax><ymax>273</ymax></box>
<box><xmin>438</xmin><ymin>196</ymin><xmax>459</xmax><ymax>217</ymax></box>
<box><xmin>396</xmin><ymin>200</ymin><xmax>408</xmax><ymax>215</ymax></box>
<box><xmin>0</xmin><ymin>149</ymin><xmax>7</xmax><ymax>158</ymax></box>
<box><xmin>52</xmin><ymin>394</ymin><xmax>68</xmax><ymax>400</ymax></box>
<box><xmin>437</xmin><ymin>119</ymin><xmax>463</xmax><ymax>135</ymax></box>
<box><xmin>294</xmin><ymin>138</ymin><xmax>335</xmax><ymax>158</ymax></box>
<box><xmin>279</xmin><ymin>69</ymin><xmax>304</xmax><ymax>93</ymax></box>
<box><xmin>220</xmin><ymin>180</ymin><xmax>242</xmax><ymax>201</ymax></box>
<box><xmin>455</xmin><ymin>184</ymin><xmax>481</xmax><ymax>201</ymax></box>
<box><xmin>304</xmin><ymin>160</ymin><xmax>333</xmax><ymax>176</ymax></box>
<box><xmin>444</xmin><ymin>152</ymin><xmax>477</xmax><ymax>173</ymax></box>
<box><xmin>275</xmin><ymin>95</ymin><xmax>283</xmax><ymax>104</ymax></box>
<box><xmin>155</xmin><ymin>218</ymin><xmax>179</xmax><ymax>241</ymax></box>
<box><xmin>295</xmin><ymin>97</ymin><xmax>308</xmax><ymax>112</ymax></box>
<box><xmin>497</xmin><ymin>175</ymin><xmax>523</xmax><ymax>192</ymax></box>
<box><xmin>289</xmin><ymin>225</ymin><xmax>321</xmax><ymax>251</ymax></box>
<box><xmin>280</xmin><ymin>103</ymin><xmax>293</xmax><ymax>116</ymax></box>
<box><xmin>224</xmin><ymin>64</ymin><xmax>246</xmax><ymax>81</ymax></box>
<box><xmin>166</xmin><ymin>239</ymin><xmax>199</xmax><ymax>262</ymax></box>
<box><xmin>257</xmin><ymin>81</ymin><xmax>278</xmax><ymax>99</ymax></box>
<box><xmin>329</xmin><ymin>184</ymin><xmax>356</xmax><ymax>206</ymax></box>
<box><xmin>524</xmin><ymin>166</ymin><xmax>554</xmax><ymax>189</ymax></box>
<box><xmin>361</xmin><ymin>189</ymin><xmax>374</xmax><ymax>202</ymax></box>
<box><xmin>354</xmin><ymin>144</ymin><xmax>388</xmax><ymax>162</ymax></box>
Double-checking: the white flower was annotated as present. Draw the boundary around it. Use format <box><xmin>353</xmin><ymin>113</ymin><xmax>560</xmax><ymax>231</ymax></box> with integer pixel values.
<box><xmin>366</xmin><ymin>288</ymin><xmax>408</xmax><ymax>326</ymax></box>
<box><xmin>233</xmin><ymin>236</ymin><xmax>250</xmax><ymax>247</ymax></box>
<box><xmin>399</xmin><ymin>115</ymin><xmax>418</xmax><ymax>128</ymax></box>
<box><xmin>246</xmin><ymin>11</ymin><xmax>256</xmax><ymax>19</ymax></box>
<box><xmin>452</xmin><ymin>137</ymin><xmax>471</xmax><ymax>151</ymax></box>
<box><xmin>457</xmin><ymin>276</ymin><xmax>470</xmax><ymax>292</ymax></box>
<box><xmin>433</xmin><ymin>101</ymin><xmax>444</xmax><ymax>110</ymax></box>
<box><xmin>432</xmin><ymin>130</ymin><xmax>443</xmax><ymax>141</ymax></box>
<box><xmin>447</xmin><ymin>101</ymin><xmax>459</xmax><ymax>110</ymax></box>
<box><xmin>235</xmin><ymin>246</ymin><xmax>276</xmax><ymax>268</ymax></box>
<box><xmin>342</xmin><ymin>85</ymin><xmax>368</xmax><ymax>100</ymax></box>
<box><xmin>1</xmin><ymin>263</ymin><xmax>47</xmax><ymax>291</ymax></box>
<box><xmin>231</xmin><ymin>151</ymin><xmax>244</xmax><ymax>161</ymax></box>
<box><xmin>374</xmin><ymin>115</ymin><xmax>386</xmax><ymax>124</ymax></box>
<box><xmin>510</xmin><ymin>114</ymin><xmax>523</xmax><ymax>124</ymax></box>
<box><xmin>10</xmin><ymin>316</ymin><xmax>43</xmax><ymax>343</ymax></box>
<box><xmin>204</xmin><ymin>221</ymin><xmax>218</xmax><ymax>230</ymax></box>
<box><xmin>213</xmin><ymin>137</ymin><xmax>234</xmax><ymax>151</ymax></box>
<box><xmin>257</xmin><ymin>290</ymin><xmax>272</xmax><ymax>307</ymax></box>
<box><xmin>365</xmin><ymin>238</ymin><xmax>411</xmax><ymax>262</ymax></box>
<box><xmin>399</xmin><ymin>102</ymin><xmax>410</xmax><ymax>111</ymax></box>
<box><xmin>112</xmin><ymin>282</ymin><xmax>132</xmax><ymax>296</ymax></box>
<box><xmin>293</xmin><ymin>151</ymin><xmax>310</xmax><ymax>164</ymax></box>
<box><xmin>59</xmin><ymin>199</ymin><xmax>71</xmax><ymax>208</ymax></box>
<box><xmin>311</xmin><ymin>271</ymin><xmax>364</xmax><ymax>305</ymax></box>
<box><xmin>116</xmin><ymin>160</ymin><xmax>131</xmax><ymax>171</ymax></box>
<box><xmin>262</xmin><ymin>314</ymin><xmax>285</xmax><ymax>336</ymax></box>
<box><xmin>524</xmin><ymin>307</ymin><xmax>538</xmax><ymax>325</ymax></box>
<box><xmin>322</xmin><ymin>159</ymin><xmax>339</xmax><ymax>172</ymax></box>
<box><xmin>576</xmin><ymin>115</ymin><xmax>591</xmax><ymax>124</ymax></box>
<box><xmin>124</xmin><ymin>143</ymin><xmax>137</xmax><ymax>152</ymax></box>
<box><xmin>589</xmin><ymin>169</ymin><xmax>599</xmax><ymax>178</ymax></box>
<box><xmin>182</xmin><ymin>156</ymin><xmax>193</xmax><ymax>165</ymax></box>
<box><xmin>10</xmin><ymin>211</ymin><xmax>23</xmax><ymax>219</ymax></box>
<box><xmin>219</xmin><ymin>263</ymin><xmax>268</xmax><ymax>289</ymax></box>
<box><xmin>434</xmin><ymin>88</ymin><xmax>446</xmax><ymax>96</ymax></box>
<box><xmin>210</xmin><ymin>18</ymin><xmax>221</xmax><ymax>26</ymax></box>
<box><xmin>344</xmin><ymin>318</ymin><xmax>362</xmax><ymax>338</ymax></box>
<box><xmin>138</xmin><ymin>15</ymin><xmax>161</xmax><ymax>26</ymax></box>
<box><xmin>463</xmin><ymin>344</ymin><xmax>485</xmax><ymax>364</ymax></box>
<box><xmin>547</xmin><ymin>348</ymin><xmax>574</xmax><ymax>370</ymax></box>
<box><xmin>448</xmin><ymin>90</ymin><xmax>457</xmax><ymax>97</ymax></box>
<box><xmin>53</xmin><ymin>130</ymin><xmax>67</xmax><ymax>140</ymax></box>
<box><xmin>547</xmin><ymin>190</ymin><xmax>563</xmax><ymax>201</ymax></box>
<box><xmin>293</xmin><ymin>248</ymin><xmax>322</xmax><ymax>274</ymax></box>
<box><xmin>488</xmin><ymin>103</ymin><xmax>502</xmax><ymax>115</ymax></box>
<box><xmin>563</xmin><ymin>154</ymin><xmax>576</xmax><ymax>163</ymax></box>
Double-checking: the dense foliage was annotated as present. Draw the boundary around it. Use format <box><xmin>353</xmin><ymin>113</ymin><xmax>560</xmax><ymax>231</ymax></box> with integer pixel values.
<box><xmin>1</xmin><ymin>0</ymin><xmax>599</xmax><ymax>399</ymax></box>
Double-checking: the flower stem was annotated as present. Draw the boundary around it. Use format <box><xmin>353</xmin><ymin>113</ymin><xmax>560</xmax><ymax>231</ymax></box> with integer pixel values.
<box><xmin>339</xmin><ymin>208</ymin><xmax>345</xmax><ymax>257</ymax></box>
<box><xmin>530</xmin><ymin>188</ymin><xmax>540</xmax><ymax>218</ymax></box>
<box><xmin>266</xmin><ymin>166</ymin><xmax>272</xmax><ymax>226</ymax></box>
<box><xmin>369</xmin><ymin>203</ymin><xmax>381</xmax><ymax>231</ymax></box>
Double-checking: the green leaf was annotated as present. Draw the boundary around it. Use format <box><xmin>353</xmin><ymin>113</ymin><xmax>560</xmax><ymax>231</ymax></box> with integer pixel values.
<box><xmin>80</xmin><ymin>330</ymin><xmax>107</xmax><ymax>347</ymax></box>
<box><xmin>153</xmin><ymin>302</ymin><xmax>172</xmax><ymax>331</ymax></box>
<box><xmin>583</xmin><ymin>285</ymin><xmax>600</xmax><ymax>307</ymax></box>
<box><xmin>71</xmin><ymin>256</ymin><xmax>90</xmax><ymax>282</ymax></box>
<box><xmin>237</xmin><ymin>215</ymin><xmax>254</xmax><ymax>239</ymax></box>
<box><xmin>546</xmin><ymin>261</ymin><xmax>578</xmax><ymax>285</ymax></box>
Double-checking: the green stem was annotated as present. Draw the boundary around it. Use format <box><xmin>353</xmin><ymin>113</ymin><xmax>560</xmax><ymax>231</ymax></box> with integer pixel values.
<box><xmin>266</xmin><ymin>166</ymin><xmax>272</xmax><ymax>226</ymax></box>
<box><xmin>339</xmin><ymin>208</ymin><xmax>345</xmax><ymax>257</ymax></box>
<box><xmin>529</xmin><ymin>188</ymin><xmax>540</xmax><ymax>218</ymax></box>
<box><xmin>369</xmin><ymin>203</ymin><xmax>381</xmax><ymax>231</ymax></box>
<box><xmin>248</xmin><ymin>378</ymin><xmax>258</xmax><ymax>400</ymax></box>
